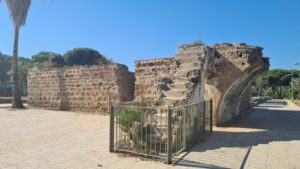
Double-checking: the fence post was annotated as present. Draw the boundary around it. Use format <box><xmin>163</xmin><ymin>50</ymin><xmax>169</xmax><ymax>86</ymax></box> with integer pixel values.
<box><xmin>183</xmin><ymin>107</ymin><xmax>187</xmax><ymax>149</ymax></box>
<box><xmin>210</xmin><ymin>98</ymin><xmax>213</xmax><ymax>133</ymax></box>
<box><xmin>196</xmin><ymin>103</ymin><xmax>201</xmax><ymax>143</ymax></box>
<box><xmin>167</xmin><ymin>106</ymin><xmax>172</xmax><ymax>164</ymax></box>
<box><xmin>109</xmin><ymin>93</ymin><xmax>114</xmax><ymax>152</ymax></box>
<box><xmin>203</xmin><ymin>101</ymin><xmax>206</xmax><ymax>136</ymax></box>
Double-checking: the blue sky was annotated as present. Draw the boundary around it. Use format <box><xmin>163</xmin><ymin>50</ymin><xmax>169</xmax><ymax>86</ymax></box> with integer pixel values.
<box><xmin>0</xmin><ymin>0</ymin><xmax>299</xmax><ymax>71</ymax></box>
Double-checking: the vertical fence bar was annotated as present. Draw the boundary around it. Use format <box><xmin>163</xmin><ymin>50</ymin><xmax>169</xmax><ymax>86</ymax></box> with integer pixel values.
<box><xmin>183</xmin><ymin>106</ymin><xmax>187</xmax><ymax>149</ymax></box>
<box><xmin>115</xmin><ymin>106</ymin><xmax>118</xmax><ymax>150</ymax></box>
<box><xmin>109</xmin><ymin>94</ymin><xmax>114</xmax><ymax>152</ymax></box>
<box><xmin>159</xmin><ymin>108</ymin><xmax>162</xmax><ymax>155</ymax></box>
<box><xmin>203</xmin><ymin>101</ymin><xmax>206</xmax><ymax>136</ymax></box>
<box><xmin>195</xmin><ymin>103</ymin><xmax>200</xmax><ymax>143</ymax></box>
<box><xmin>210</xmin><ymin>98</ymin><xmax>213</xmax><ymax>133</ymax></box>
<box><xmin>154</xmin><ymin>109</ymin><xmax>157</xmax><ymax>156</ymax></box>
<box><xmin>167</xmin><ymin>106</ymin><xmax>172</xmax><ymax>164</ymax></box>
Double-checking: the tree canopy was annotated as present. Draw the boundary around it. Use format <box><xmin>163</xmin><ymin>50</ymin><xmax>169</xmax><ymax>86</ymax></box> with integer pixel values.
<box><xmin>32</xmin><ymin>52</ymin><xmax>65</xmax><ymax>68</ymax></box>
<box><xmin>0</xmin><ymin>53</ymin><xmax>12</xmax><ymax>84</ymax></box>
<box><xmin>63</xmin><ymin>48</ymin><xmax>109</xmax><ymax>66</ymax></box>
<box><xmin>252</xmin><ymin>69</ymin><xmax>300</xmax><ymax>99</ymax></box>
<box><xmin>0</xmin><ymin>48</ymin><xmax>112</xmax><ymax>97</ymax></box>
<box><xmin>5</xmin><ymin>0</ymin><xmax>31</xmax><ymax>28</ymax></box>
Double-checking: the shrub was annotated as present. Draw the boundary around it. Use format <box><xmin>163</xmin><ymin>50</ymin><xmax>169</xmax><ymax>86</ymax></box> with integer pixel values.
<box><xmin>117</xmin><ymin>108</ymin><xmax>145</xmax><ymax>133</ymax></box>
<box><xmin>63</xmin><ymin>48</ymin><xmax>108</xmax><ymax>66</ymax></box>
<box><xmin>32</xmin><ymin>52</ymin><xmax>65</xmax><ymax>68</ymax></box>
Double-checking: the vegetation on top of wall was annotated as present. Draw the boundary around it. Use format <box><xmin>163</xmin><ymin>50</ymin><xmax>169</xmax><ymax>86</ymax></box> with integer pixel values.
<box><xmin>179</xmin><ymin>40</ymin><xmax>205</xmax><ymax>48</ymax></box>
<box><xmin>0</xmin><ymin>48</ymin><xmax>112</xmax><ymax>97</ymax></box>
<box><xmin>252</xmin><ymin>69</ymin><xmax>300</xmax><ymax>99</ymax></box>
<box><xmin>32</xmin><ymin>48</ymin><xmax>111</xmax><ymax>68</ymax></box>
<box><xmin>64</xmin><ymin>48</ymin><xmax>109</xmax><ymax>66</ymax></box>
<box><xmin>32</xmin><ymin>52</ymin><xmax>65</xmax><ymax>68</ymax></box>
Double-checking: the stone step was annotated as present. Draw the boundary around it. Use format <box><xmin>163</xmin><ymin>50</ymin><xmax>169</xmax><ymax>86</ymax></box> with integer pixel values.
<box><xmin>155</xmin><ymin>116</ymin><xmax>183</xmax><ymax>126</ymax></box>
<box><xmin>161</xmin><ymin>97</ymin><xmax>186</xmax><ymax>106</ymax></box>
<box><xmin>175</xmin><ymin>52</ymin><xmax>206</xmax><ymax>58</ymax></box>
<box><xmin>171</xmin><ymin>76</ymin><xmax>189</xmax><ymax>83</ymax></box>
<box><xmin>155</xmin><ymin>124</ymin><xmax>181</xmax><ymax>136</ymax></box>
<box><xmin>179</xmin><ymin>62</ymin><xmax>200</xmax><ymax>67</ymax></box>
<box><xmin>176</xmin><ymin>56</ymin><xmax>201</xmax><ymax>63</ymax></box>
<box><xmin>178</xmin><ymin>47</ymin><xmax>206</xmax><ymax>52</ymax></box>
<box><xmin>174</xmin><ymin>68</ymin><xmax>200</xmax><ymax>77</ymax></box>
<box><xmin>168</xmin><ymin>83</ymin><xmax>187</xmax><ymax>91</ymax></box>
<box><xmin>162</xmin><ymin>90</ymin><xmax>189</xmax><ymax>98</ymax></box>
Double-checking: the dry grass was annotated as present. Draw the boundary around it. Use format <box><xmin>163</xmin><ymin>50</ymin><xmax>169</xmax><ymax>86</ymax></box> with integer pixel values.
<box><xmin>293</xmin><ymin>100</ymin><xmax>300</xmax><ymax>107</ymax></box>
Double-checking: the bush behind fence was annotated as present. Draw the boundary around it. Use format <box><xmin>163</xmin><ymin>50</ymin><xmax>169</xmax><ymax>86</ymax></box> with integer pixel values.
<box><xmin>109</xmin><ymin>99</ymin><xmax>213</xmax><ymax>164</ymax></box>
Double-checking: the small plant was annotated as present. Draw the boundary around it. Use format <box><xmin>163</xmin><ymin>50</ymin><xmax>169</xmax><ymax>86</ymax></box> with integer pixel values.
<box><xmin>117</xmin><ymin>108</ymin><xmax>145</xmax><ymax>133</ymax></box>
<box><xmin>192</xmin><ymin>40</ymin><xmax>205</xmax><ymax>46</ymax></box>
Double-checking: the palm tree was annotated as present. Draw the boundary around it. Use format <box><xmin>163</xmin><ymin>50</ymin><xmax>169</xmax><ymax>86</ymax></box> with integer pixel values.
<box><xmin>5</xmin><ymin>0</ymin><xmax>31</xmax><ymax>108</ymax></box>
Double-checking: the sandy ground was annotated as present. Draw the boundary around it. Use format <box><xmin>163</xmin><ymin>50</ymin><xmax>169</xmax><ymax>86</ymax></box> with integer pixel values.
<box><xmin>0</xmin><ymin>99</ymin><xmax>299</xmax><ymax>169</ymax></box>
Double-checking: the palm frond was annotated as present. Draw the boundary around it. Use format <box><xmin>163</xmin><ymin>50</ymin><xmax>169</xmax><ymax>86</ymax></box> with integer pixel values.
<box><xmin>5</xmin><ymin>0</ymin><xmax>31</xmax><ymax>27</ymax></box>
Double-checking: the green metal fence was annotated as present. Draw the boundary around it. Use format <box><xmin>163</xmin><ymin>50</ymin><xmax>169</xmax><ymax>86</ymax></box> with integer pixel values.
<box><xmin>109</xmin><ymin>99</ymin><xmax>213</xmax><ymax>164</ymax></box>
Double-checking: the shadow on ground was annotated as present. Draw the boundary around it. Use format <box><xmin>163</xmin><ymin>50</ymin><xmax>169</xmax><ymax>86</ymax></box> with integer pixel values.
<box><xmin>176</xmin><ymin>100</ymin><xmax>300</xmax><ymax>168</ymax></box>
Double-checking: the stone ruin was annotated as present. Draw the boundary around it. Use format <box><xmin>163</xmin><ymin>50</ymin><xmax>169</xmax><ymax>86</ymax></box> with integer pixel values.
<box><xmin>27</xmin><ymin>42</ymin><xmax>269</xmax><ymax>126</ymax></box>
<box><xmin>27</xmin><ymin>64</ymin><xmax>134</xmax><ymax>113</ymax></box>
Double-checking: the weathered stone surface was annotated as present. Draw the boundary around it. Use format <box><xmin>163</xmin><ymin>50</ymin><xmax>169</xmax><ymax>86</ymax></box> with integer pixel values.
<box><xmin>27</xmin><ymin>42</ymin><xmax>269</xmax><ymax>125</ymax></box>
<box><xmin>134</xmin><ymin>58</ymin><xmax>177</xmax><ymax>101</ymax></box>
<box><xmin>27</xmin><ymin>64</ymin><xmax>134</xmax><ymax>114</ymax></box>
<box><xmin>204</xmin><ymin>43</ymin><xmax>269</xmax><ymax>125</ymax></box>
<box><xmin>135</xmin><ymin>42</ymin><xmax>269</xmax><ymax>125</ymax></box>
<box><xmin>134</xmin><ymin>44</ymin><xmax>214</xmax><ymax>107</ymax></box>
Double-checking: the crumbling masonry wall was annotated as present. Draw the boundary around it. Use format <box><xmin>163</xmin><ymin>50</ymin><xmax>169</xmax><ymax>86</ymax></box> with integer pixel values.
<box><xmin>205</xmin><ymin>43</ymin><xmax>269</xmax><ymax>125</ymax></box>
<box><xmin>27</xmin><ymin>42</ymin><xmax>269</xmax><ymax>125</ymax></box>
<box><xmin>135</xmin><ymin>43</ymin><xmax>269</xmax><ymax>125</ymax></box>
<box><xmin>27</xmin><ymin>64</ymin><xmax>134</xmax><ymax>114</ymax></box>
<box><xmin>134</xmin><ymin>58</ymin><xmax>176</xmax><ymax>101</ymax></box>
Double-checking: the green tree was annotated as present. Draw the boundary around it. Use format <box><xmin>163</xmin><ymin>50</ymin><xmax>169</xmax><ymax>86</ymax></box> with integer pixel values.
<box><xmin>18</xmin><ymin>57</ymin><xmax>35</xmax><ymax>96</ymax></box>
<box><xmin>253</xmin><ymin>75</ymin><xmax>268</xmax><ymax>96</ymax></box>
<box><xmin>5</xmin><ymin>0</ymin><xmax>31</xmax><ymax>108</ymax></box>
<box><xmin>0</xmin><ymin>53</ymin><xmax>12</xmax><ymax>97</ymax></box>
<box><xmin>252</xmin><ymin>69</ymin><xmax>300</xmax><ymax>99</ymax></box>
<box><xmin>291</xmin><ymin>78</ymin><xmax>300</xmax><ymax>99</ymax></box>
<box><xmin>0</xmin><ymin>53</ymin><xmax>12</xmax><ymax>84</ymax></box>
<box><xmin>64</xmin><ymin>48</ymin><xmax>109</xmax><ymax>66</ymax></box>
<box><xmin>32</xmin><ymin>51</ymin><xmax>65</xmax><ymax>68</ymax></box>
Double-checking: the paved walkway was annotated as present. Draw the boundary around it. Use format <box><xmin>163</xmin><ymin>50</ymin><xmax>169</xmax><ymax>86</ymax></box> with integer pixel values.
<box><xmin>0</xmin><ymin>99</ymin><xmax>299</xmax><ymax>169</ymax></box>
<box><xmin>179</xmin><ymin>100</ymin><xmax>300</xmax><ymax>169</ymax></box>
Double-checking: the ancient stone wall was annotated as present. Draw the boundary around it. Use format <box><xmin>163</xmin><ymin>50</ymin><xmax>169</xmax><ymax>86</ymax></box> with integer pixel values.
<box><xmin>27</xmin><ymin>64</ymin><xmax>134</xmax><ymax>113</ymax></box>
<box><xmin>135</xmin><ymin>42</ymin><xmax>269</xmax><ymax>126</ymax></box>
<box><xmin>134</xmin><ymin>58</ymin><xmax>176</xmax><ymax>101</ymax></box>
<box><xmin>27</xmin><ymin>42</ymin><xmax>269</xmax><ymax>126</ymax></box>
<box><xmin>205</xmin><ymin>43</ymin><xmax>269</xmax><ymax>125</ymax></box>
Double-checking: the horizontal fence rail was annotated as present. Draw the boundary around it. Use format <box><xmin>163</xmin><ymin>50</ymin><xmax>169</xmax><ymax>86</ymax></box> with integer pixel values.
<box><xmin>109</xmin><ymin>99</ymin><xmax>213</xmax><ymax>164</ymax></box>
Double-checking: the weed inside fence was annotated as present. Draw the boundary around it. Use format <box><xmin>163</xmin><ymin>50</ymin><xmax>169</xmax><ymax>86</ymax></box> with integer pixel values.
<box><xmin>109</xmin><ymin>99</ymin><xmax>213</xmax><ymax>164</ymax></box>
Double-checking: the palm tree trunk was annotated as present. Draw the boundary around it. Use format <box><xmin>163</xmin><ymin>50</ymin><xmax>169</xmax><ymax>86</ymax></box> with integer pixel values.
<box><xmin>12</xmin><ymin>26</ymin><xmax>24</xmax><ymax>108</ymax></box>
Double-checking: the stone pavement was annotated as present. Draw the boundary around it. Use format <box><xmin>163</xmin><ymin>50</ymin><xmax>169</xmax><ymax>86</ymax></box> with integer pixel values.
<box><xmin>0</xmin><ymin>99</ymin><xmax>299</xmax><ymax>169</ymax></box>
<box><xmin>179</xmin><ymin>100</ymin><xmax>300</xmax><ymax>169</ymax></box>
